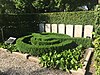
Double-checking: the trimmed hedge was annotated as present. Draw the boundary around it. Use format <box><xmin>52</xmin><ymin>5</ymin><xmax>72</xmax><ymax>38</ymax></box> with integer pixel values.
<box><xmin>16</xmin><ymin>33</ymin><xmax>92</xmax><ymax>56</ymax></box>
<box><xmin>16</xmin><ymin>35</ymin><xmax>73</xmax><ymax>56</ymax></box>
<box><xmin>38</xmin><ymin>11</ymin><xmax>96</xmax><ymax>25</ymax></box>
<box><xmin>0</xmin><ymin>11</ymin><xmax>96</xmax><ymax>41</ymax></box>
<box><xmin>66</xmin><ymin>38</ymin><xmax>92</xmax><ymax>48</ymax></box>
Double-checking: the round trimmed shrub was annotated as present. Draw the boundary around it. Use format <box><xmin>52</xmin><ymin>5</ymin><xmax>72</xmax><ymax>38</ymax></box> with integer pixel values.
<box><xmin>16</xmin><ymin>32</ymin><xmax>92</xmax><ymax>56</ymax></box>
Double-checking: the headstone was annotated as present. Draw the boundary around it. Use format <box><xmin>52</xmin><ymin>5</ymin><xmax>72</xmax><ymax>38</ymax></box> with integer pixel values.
<box><xmin>39</xmin><ymin>23</ymin><xmax>44</xmax><ymax>32</ymax></box>
<box><xmin>66</xmin><ymin>25</ymin><xmax>73</xmax><ymax>37</ymax></box>
<box><xmin>5</xmin><ymin>37</ymin><xmax>16</xmax><ymax>44</ymax></box>
<box><xmin>45</xmin><ymin>24</ymin><xmax>51</xmax><ymax>32</ymax></box>
<box><xmin>74</xmin><ymin>25</ymin><xmax>82</xmax><ymax>37</ymax></box>
<box><xmin>84</xmin><ymin>25</ymin><xmax>93</xmax><ymax>38</ymax></box>
<box><xmin>51</xmin><ymin>24</ymin><xmax>57</xmax><ymax>33</ymax></box>
<box><xmin>58</xmin><ymin>24</ymin><xmax>65</xmax><ymax>34</ymax></box>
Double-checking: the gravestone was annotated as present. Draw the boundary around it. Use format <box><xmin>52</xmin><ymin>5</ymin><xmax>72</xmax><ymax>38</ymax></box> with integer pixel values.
<box><xmin>66</xmin><ymin>25</ymin><xmax>73</xmax><ymax>37</ymax></box>
<box><xmin>45</xmin><ymin>24</ymin><xmax>51</xmax><ymax>32</ymax></box>
<box><xmin>84</xmin><ymin>25</ymin><xmax>93</xmax><ymax>38</ymax></box>
<box><xmin>58</xmin><ymin>24</ymin><xmax>65</xmax><ymax>34</ymax></box>
<box><xmin>74</xmin><ymin>25</ymin><xmax>82</xmax><ymax>37</ymax></box>
<box><xmin>39</xmin><ymin>24</ymin><xmax>44</xmax><ymax>32</ymax></box>
<box><xmin>51</xmin><ymin>24</ymin><xmax>57</xmax><ymax>33</ymax></box>
<box><xmin>5</xmin><ymin>37</ymin><xmax>16</xmax><ymax>44</ymax></box>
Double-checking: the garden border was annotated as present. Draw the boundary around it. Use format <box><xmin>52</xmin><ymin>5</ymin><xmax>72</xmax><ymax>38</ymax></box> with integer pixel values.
<box><xmin>0</xmin><ymin>48</ymin><xmax>94</xmax><ymax>75</ymax></box>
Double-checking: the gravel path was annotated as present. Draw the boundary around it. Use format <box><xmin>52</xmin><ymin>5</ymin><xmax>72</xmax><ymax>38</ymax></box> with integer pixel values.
<box><xmin>0</xmin><ymin>49</ymin><xmax>70</xmax><ymax>75</ymax></box>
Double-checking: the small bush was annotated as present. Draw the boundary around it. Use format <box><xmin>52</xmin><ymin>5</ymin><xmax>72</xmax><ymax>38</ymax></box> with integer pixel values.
<box><xmin>40</xmin><ymin>45</ymin><xmax>83</xmax><ymax>71</ymax></box>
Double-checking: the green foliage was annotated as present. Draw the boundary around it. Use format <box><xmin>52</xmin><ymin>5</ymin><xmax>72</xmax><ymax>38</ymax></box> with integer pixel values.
<box><xmin>94</xmin><ymin>5</ymin><xmax>100</xmax><ymax>35</ymax></box>
<box><xmin>0</xmin><ymin>14</ymin><xmax>39</xmax><ymax>41</ymax></box>
<box><xmin>0</xmin><ymin>0</ymin><xmax>16</xmax><ymax>14</ymax></box>
<box><xmin>16</xmin><ymin>33</ymin><xmax>74</xmax><ymax>56</ymax></box>
<box><xmin>38</xmin><ymin>11</ymin><xmax>96</xmax><ymax>25</ymax></box>
<box><xmin>16</xmin><ymin>32</ymin><xmax>92</xmax><ymax>56</ymax></box>
<box><xmin>0</xmin><ymin>0</ymin><xmax>97</xmax><ymax>13</ymax></box>
<box><xmin>0</xmin><ymin>43</ymin><xmax>17</xmax><ymax>52</ymax></box>
<box><xmin>66</xmin><ymin>37</ymin><xmax>92</xmax><ymax>48</ymax></box>
<box><xmin>40</xmin><ymin>45</ymin><xmax>83</xmax><ymax>71</ymax></box>
<box><xmin>93</xmin><ymin>35</ymin><xmax>100</xmax><ymax>75</ymax></box>
<box><xmin>15</xmin><ymin>32</ymin><xmax>92</xmax><ymax>71</ymax></box>
<box><xmin>0</xmin><ymin>11</ymin><xmax>96</xmax><ymax>41</ymax></box>
<box><xmin>13</xmin><ymin>0</ymin><xmax>34</xmax><ymax>13</ymax></box>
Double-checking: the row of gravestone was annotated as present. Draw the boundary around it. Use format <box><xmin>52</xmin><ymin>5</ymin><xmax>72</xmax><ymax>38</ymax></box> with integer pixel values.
<box><xmin>39</xmin><ymin>24</ymin><xmax>93</xmax><ymax>38</ymax></box>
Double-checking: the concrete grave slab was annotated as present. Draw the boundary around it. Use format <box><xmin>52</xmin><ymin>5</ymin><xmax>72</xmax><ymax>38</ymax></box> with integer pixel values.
<box><xmin>45</xmin><ymin>24</ymin><xmax>51</xmax><ymax>32</ymax></box>
<box><xmin>39</xmin><ymin>24</ymin><xmax>44</xmax><ymax>32</ymax></box>
<box><xmin>58</xmin><ymin>24</ymin><xmax>65</xmax><ymax>34</ymax></box>
<box><xmin>74</xmin><ymin>25</ymin><xmax>82</xmax><ymax>37</ymax></box>
<box><xmin>84</xmin><ymin>25</ymin><xmax>93</xmax><ymax>38</ymax></box>
<box><xmin>66</xmin><ymin>25</ymin><xmax>73</xmax><ymax>37</ymax></box>
<box><xmin>51</xmin><ymin>24</ymin><xmax>57</xmax><ymax>33</ymax></box>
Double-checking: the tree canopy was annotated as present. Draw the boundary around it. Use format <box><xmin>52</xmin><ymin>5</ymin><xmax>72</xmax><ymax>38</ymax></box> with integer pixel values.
<box><xmin>0</xmin><ymin>0</ymin><xmax>98</xmax><ymax>13</ymax></box>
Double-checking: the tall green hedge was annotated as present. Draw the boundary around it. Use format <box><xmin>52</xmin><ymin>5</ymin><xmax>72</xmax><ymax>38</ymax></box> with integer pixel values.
<box><xmin>0</xmin><ymin>14</ymin><xmax>39</xmax><ymax>41</ymax></box>
<box><xmin>0</xmin><ymin>11</ymin><xmax>96</xmax><ymax>41</ymax></box>
<box><xmin>38</xmin><ymin>11</ymin><xmax>96</xmax><ymax>25</ymax></box>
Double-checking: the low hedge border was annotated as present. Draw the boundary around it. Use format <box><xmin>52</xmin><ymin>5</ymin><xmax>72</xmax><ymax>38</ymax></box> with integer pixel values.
<box><xmin>16</xmin><ymin>33</ymin><xmax>92</xmax><ymax>56</ymax></box>
<box><xmin>16</xmin><ymin>34</ymin><xmax>73</xmax><ymax>56</ymax></box>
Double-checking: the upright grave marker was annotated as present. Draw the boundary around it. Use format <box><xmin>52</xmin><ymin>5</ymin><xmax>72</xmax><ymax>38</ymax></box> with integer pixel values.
<box><xmin>58</xmin><ymin>24</ymin><xmax>65</xmax><ymax>34</ymax></box>
<box><xmin>74</xmin><ymin>25</ymin><xmax>82</xmax><ymax>37</ymax></box>
<box><xmin>66</xmin><ymin>25</ymin><xmax>73</xmax><ymax>37</ymax></box>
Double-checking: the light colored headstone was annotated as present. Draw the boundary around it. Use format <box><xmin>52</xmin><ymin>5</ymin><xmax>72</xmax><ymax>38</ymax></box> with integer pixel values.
<box><xmin>74</xmin><ymin>25</ymin><xmax>82</xmax><ymax>37</ymax></box>
<box><xmin>66</xmin><ymin>25</ymin><xmax>73</xmax><ymax>37</ymax></box>
<box><xmin>39</xmin><ymin>23</ymin><xmax>44</xmax><ymax>32</ymax></box>
<box><xmin>5</xmin><ymin>37</ymin><xmax>16</xmax><ymax>44</ymax></box>
<box><xmin>58</xmin><ymin>24</ymin><xmax>65</xmax><ymax>34</ymax></box>
<box><xmin>45</xmin><ymin>24</ymin><xmax>51</xmax><ymax>32</ymax></box>
<box><xmin>51</xmin><ymin>24</ymin><xmax>57</xmax><ymax>33</ymax></box>
<box><xmin>84</xmin><ymin>25</ymin><xmax>93</xmax><ymax>38</ymax></box>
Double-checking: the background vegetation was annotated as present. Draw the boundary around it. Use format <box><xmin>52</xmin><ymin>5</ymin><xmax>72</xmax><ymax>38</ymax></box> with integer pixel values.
<box><xmin>0</xmin><ymin>11</ymin><xmax>96</xmax><ymax>42</ymax></box>
<box><xmin>0</xmin><ymin>0</ymin><xmax>98</xmax><ymax>13</ymax></box>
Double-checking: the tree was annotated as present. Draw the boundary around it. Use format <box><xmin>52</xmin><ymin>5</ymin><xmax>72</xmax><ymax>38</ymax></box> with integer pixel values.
<box><xmin>13</xmin><ymin>0</ymin><xmax>35</xmax><ymax>13</ymax></box>
<box><xmin>0</xmin><ymin>0</ymin><xmax>16</xmax><ymax>14</ymax></box>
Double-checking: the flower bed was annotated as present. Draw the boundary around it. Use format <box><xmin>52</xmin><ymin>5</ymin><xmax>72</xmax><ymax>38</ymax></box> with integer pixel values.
<box><xmin>15</xmin><ymin>32</ymin><xmax>92</xmax><ymax>72</ymax></box>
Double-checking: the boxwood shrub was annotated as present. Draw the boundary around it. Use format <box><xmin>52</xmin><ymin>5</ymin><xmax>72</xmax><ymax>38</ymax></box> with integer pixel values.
<box><xmin>16</xmin><ymin>33</ymin><xmax>92</xmax><ymax>56</ymax></box>
<box><xmin>16</xmin><ymin>37</ymin><xmax>73</xmax><ymax>56</ymax></box>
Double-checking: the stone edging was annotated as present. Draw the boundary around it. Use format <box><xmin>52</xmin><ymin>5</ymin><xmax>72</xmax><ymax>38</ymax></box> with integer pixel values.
<box><xmin>0</xmin><ymin>48</ymin><xmax>94</xmax><ymax>75</ymax></box>
<box><xmin>70</xmin><ymin>47</ymin><xmax>94</xmax><ymax>75</ymax></box>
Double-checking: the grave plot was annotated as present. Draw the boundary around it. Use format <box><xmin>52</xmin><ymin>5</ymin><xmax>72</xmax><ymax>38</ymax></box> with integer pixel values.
<box><xmin>15</xmin><ymin>32</ymin><xmax>93</xmax><ymax>75</ymax></box>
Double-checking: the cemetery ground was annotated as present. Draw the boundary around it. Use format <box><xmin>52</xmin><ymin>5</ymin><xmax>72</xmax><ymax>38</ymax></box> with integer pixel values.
<box><xmin>0</xmin><ymin>48</ymin><xmax>95</xmax><ymax>75</ymax></box>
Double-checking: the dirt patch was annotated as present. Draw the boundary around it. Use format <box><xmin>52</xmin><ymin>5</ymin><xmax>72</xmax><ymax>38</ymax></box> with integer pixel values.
<box><xmin>0</xmin><ymin>49</ymin><xmax>70</xmax><ymax>75</ymax></box>
<box><xmin>0</xmin><ymin>48</ymin><xmax>95</xmax><ymax>75</ymax></box>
